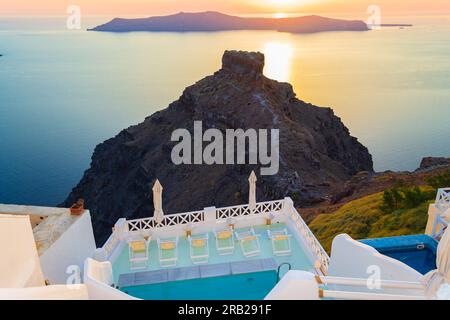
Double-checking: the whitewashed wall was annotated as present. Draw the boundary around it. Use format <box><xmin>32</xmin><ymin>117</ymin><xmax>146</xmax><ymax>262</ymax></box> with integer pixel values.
<box><xmin>40</xmin><ymin>212</ymin><xmax>96</xmax><ymax>285</ymax></box>
<box><xmin>329</xmin><ymin>234</ymin><xmax>422</xmax><ymax>282</ymax></box>
<box><xmin>0</xmin><ymin>215</ymin><xmax>45</xmax><ymax>288</ymax></box>
<box><xmin>0</xmin><ymin>285</ymin><xmax>89</xmax><ymax>300</ymax></box>
<box><xmin>84</xmin><ymin>258</ymin><xmax>137</xmax><ymax>300</ymax></box>
<box><xmin>265</xmin><ymin>271</ymin><xmax>320</xmax><ymax>300</ymax></box>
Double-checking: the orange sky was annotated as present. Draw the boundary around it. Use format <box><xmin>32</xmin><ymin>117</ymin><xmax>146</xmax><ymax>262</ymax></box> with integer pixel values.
<box><xmin>2</xmin><ymin>0</ymin><xmax>449</xmax><ymax>17</ymax></box>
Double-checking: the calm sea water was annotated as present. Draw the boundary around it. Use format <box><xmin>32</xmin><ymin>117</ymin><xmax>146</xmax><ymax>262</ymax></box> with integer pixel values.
<box><xmin>1</xmin><ymin>16</ymin><xmax>450</xmax><ymax>206</ymax></box>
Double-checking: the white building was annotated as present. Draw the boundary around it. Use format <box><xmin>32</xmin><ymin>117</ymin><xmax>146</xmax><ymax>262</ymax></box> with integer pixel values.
<box><xmin>0</xmin><ymin>181</ymin><xmax>449</xmax><ymax>300</ymax></box>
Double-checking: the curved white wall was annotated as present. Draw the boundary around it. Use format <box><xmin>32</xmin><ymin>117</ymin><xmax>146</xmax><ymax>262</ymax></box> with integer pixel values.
<box><xmin>329</xmin><ymin>234</ymin><xmax>422</xmax><ymax>282</ymax></box>
<box><xmin>84</xmin><ymin>258</ymin><xmax>137</xmax><ymax>300</ymax></box>
<box><xmin>265</xmin><ymin>271</ymin><xmax>320</xmax><ymax>300</ymax></box>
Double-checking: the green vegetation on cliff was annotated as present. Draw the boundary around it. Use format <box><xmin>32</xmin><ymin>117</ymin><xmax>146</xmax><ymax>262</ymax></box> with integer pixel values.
<box><xmin>309</xmin><ymin>190</ymin><xmax>432</xmax><ymax>253</ymax></box>
<box><xmin>309</xmin><ymin>170</ymin><xmax>450</xmax><ymax>253</ymax></box>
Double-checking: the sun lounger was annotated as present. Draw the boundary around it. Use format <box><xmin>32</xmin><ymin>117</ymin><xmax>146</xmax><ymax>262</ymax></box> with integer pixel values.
<box><xmin>128</xmin><ymin>235</ymin><xmax>150</xmax><ymax>270</ymax></box>
<box><xmin>188</xmin><ymin>233</ymin><xmax>209</xmax><ymax>264</ymax></box>
<box><xmin>157</xmin><ymin>237</ymin><xmax>179</xmax><ymax>267</ymax></box>
<box><xmin>214</xmin><ymin>227</ymin><xmax>235</xmax><ymax>255</ymax></box>
<box><xmin>235</xmin><ymin>228</ymin><xmax>261</xmax><ymax>258</ymax></box>
<box><xmin>267</xmin><ymin>228</ymin><xmax>292</xmax><ymax>256</ymax></box>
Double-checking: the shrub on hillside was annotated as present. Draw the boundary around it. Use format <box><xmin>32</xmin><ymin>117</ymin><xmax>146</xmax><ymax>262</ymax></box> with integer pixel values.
<box><xmin>426</xmin><ymin>170</ymin><xmax>450</xmax><ymax>189</ymax></box>
<box><xmin>380</xmin><ymin>182</ymin><xmax>435</xmax><ymax>214</ymax></box>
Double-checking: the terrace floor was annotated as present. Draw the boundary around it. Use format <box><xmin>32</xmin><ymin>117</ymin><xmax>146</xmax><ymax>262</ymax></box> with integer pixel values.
<box><xmin>112</xmin><ymin>222</ymin><xmax>315</xmax><ymax>284</ymax></box>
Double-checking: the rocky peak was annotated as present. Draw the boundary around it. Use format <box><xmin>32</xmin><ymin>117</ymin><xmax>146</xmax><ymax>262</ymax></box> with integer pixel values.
<box><xmin>418</xmin><ymin>157</ymin><xmax>450</xmax><ymax>171</ymax></box>
<box><xmin>221</xmin><ymin>50</ymin><xmax>264</xmax><ymax>77</ymax></box>
<box><xmin>63</xmin><ymin>50</ymin><xmax>373</xmax><ymax>245</ymax></box>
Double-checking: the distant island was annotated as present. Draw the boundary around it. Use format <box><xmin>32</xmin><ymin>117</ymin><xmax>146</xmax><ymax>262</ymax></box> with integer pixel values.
<box><xmin>89</xmin><ymin>11</ymin><xmax>369</xmax><ymax>34</ymax></box>
<box><xmin>380</xmin><ymin>24</ymin><xmax>413</xmax><ymax>27</ymax></box>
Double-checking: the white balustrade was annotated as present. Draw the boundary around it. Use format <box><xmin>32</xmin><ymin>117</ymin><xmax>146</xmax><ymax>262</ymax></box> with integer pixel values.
<box><xmin>215</xmin><ymin>200</ymin><xmax>284</xmax><ymax>220</ymax></box>
<box><xmin>100</xmin><ymin>198</ymin><xmax>329</xmax><ymax>274</ymax></box>
<box><xmin>285</xmin><ymin>201</ymin><xmax>330</xmax><ymax>273</ymax></box>
<box><xmin>432</xmin><ymin>188</ymin><xmax>450</xmax><ymax>239</ymax></box>
<box><xmin>102</xmin><ymin>231</ymin><xmax>121</xmax><ymax>259</ymax></box>
<box><xmin>436</xmin><ymin>188</ymin><xmax>450</xmax><ymax>213</ymax></box>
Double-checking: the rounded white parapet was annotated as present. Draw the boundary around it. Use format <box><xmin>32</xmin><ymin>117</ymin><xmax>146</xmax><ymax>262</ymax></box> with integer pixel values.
<box><xmin>436</xmin><ymin>284</ymin><xmax>450</xmax><ymax>300</ymax></box>
<box><xmin>83</xmin><ymin>258</ymin><xmax>137</xmax><ymax>300</ymax></box>
<box><xmin>265</xmin><ymin>270</ymin><xmax>320</xmax><ymax>300</ymax></box>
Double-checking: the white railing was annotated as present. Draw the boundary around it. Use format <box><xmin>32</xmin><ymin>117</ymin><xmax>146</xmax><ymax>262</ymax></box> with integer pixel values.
<box><xmin>435</xmin><ymin>188</ymin><xmax>450</xmax><ymax>213</ymax></box>
<box><xmin>216</xmin><ymin>200</ymin><xmax>284</xmax><ymax>220</ymax></box>
<box><xmin>102</xmin><ymin>198</ymin><xmax>329</xmax><ymax>274</ymax></box>
<box><xmin>102</xmin><ymin>230</ymin><xmax>121</xmax><ymax>259</ymax></box>
<box><xmin>317</xmin><ymin>275</ymin><xmax>427</xmax><ymax>300</ymax></box>
<box><xmin>433</xmin><ymin>214</ymin><xmax>449</xmax><ymax>239</ymax></box>
<box><xmin>125</xmin><ymin>200</ymin><xmax>284</xmax><ymax>233</ymax></box>
<box><xmin>320</xmin><ymin>289</ymin><xmax>426</xmax><ymax>300</ymax></box>
<box><xmin>127</xmin><ymin>210</ymin><xmax>205</xmax><ymax>232</ymax></box>
<box><xmin>286</xmin><ymin>205</ymin><xmax>330</xmax><ymax>274</ymax></box>
<box><xmin>431</xmin><ymin>188</ymin><xmax>450</xmax><ymax>239</ymax></box>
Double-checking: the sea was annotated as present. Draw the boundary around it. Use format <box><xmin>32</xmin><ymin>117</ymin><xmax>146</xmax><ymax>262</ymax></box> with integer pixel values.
<box><xmin>0</xmin><ymin>15</ymin><xmax>449</xmax><ymax>205</ymax></box>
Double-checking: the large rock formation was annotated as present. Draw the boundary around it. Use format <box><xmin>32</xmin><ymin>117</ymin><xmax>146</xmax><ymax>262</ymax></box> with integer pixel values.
<box><xmin>63</xmin><ymin>50</ymin><xmax>373</xmax><ymax>245</ymax></box>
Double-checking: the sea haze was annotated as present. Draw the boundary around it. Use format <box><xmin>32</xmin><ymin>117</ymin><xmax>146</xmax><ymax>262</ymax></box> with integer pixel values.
<box><xmin>0</xmin><ymin>16</ymin><xmax>449</xmax><ymax>206</ymax></box>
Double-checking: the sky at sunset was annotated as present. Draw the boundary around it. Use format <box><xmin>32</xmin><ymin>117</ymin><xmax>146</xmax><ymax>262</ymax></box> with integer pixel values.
<box><xmin>2</xmin><ymin>0</ymin><xmax>449</xmax><ymax>17</ymax></box>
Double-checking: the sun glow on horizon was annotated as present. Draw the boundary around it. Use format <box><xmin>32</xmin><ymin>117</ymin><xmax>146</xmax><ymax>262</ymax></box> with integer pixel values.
<box><xmin>263</xmin><ymin>0</ymin><xmax>321</xmax><ymax>11</ymax></box>
<box><xmin>273</xmin><ymin>12</ymin><xmax>288</xmax><ymax>18</ymax></box>
<box><xmin>1</xmin><ymin>0</ymin><xmax>449</xmax><ymax>17</ymax></box>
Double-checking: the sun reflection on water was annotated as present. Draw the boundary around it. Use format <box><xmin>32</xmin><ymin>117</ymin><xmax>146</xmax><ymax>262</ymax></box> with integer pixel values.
<box><xmin>262</xmin><ymin>41</ymin><xmax>293</xmax><ymax>82</ymax></box>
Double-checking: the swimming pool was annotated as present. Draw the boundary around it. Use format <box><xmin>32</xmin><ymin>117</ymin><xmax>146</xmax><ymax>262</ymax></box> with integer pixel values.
<box><xmin>111</xmin><ymin>223</ymin><xmax>315</xmax><ymax>285</ymax></box>
<box><xmin>121</xmin><ymin>270</ymin><xmax>277</xmax><ymax>300</ymax></box>
<box><xmin>360</xmin><ymin>235</ymin><xmax>438</xmax><ymax>275</ymax></box>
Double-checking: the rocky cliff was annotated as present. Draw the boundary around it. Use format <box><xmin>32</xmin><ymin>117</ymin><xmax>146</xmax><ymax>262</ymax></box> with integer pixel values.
<box><xmin>63</xmin><ymin>50</ymin><xmax>373</xmax><ymax>245</ymax></box>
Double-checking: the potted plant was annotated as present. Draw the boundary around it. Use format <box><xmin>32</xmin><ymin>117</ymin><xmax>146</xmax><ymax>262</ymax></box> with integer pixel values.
<box><xmin>70</xmin><ymin>199</ymin><xmax>85</xmax><ymax>216</ymax></box>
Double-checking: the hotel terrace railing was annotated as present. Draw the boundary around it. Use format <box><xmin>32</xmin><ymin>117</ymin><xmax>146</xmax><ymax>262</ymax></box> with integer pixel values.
<box><xmin>436</xmin><ymin>188</ymin><xmax>450</xmax><ymax>213</ymax></box>
<box><xmin>100</xmin><ymin>198</ymin><xmax>330</xmax><ymax>274</ymax></box>
<box><xmin>128</xmin><ymin>210</ymin><xmax>205</xmax><ymax>231</ymax></box>
<box><xmin>431</xmin><ymin>188</ymin><xmax>450</xmax><ymax>239</ymax></box>
<box><xmin>215</xmin><ymin>200</ymin><xmax>284</xmax><ymax>220</ymax></box>
<box><xmin>285</xmin><ymin>204</ymin><xmax>330</xmax><ymax>273</ymax></box>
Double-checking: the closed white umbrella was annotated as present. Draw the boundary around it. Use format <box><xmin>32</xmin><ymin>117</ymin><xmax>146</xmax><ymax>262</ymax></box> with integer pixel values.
<box><xmin>423</xmin><ymin>227</ymin><xmax>450</xmax><ymax>297</ymax></box>
<box><xmin>152</xmin><ymin>180</ymin><xmax>164</xmax><ymax>223</ymax></box>
<box><xmin>249</xmin><ymin>171</ymin><xmax>257</xmax><ymax>211</ymax></box>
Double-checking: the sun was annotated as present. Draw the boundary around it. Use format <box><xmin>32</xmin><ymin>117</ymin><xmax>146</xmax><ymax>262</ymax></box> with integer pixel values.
<box><xmin>262</xmin><ymin>0</ymin><xmax>319</xmax><ymax>11</ymax></box>
<box><xmin>273</xmin><ymin>13</ymin><xmax>288</xmax><ymax>18</ymax></box>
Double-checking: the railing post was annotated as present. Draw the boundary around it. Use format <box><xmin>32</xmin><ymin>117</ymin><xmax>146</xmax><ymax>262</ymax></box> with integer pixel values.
<box><xmin>283</xmin><ymin>197</ymin><xmax>294</xmax><ymax>215</ymax></box>
<box><xmin>94</xmin><ymin>248</ymin><xmax>108</xmax><ymax>262</ymax></box>
<box><xmin>425</xmin><ymin>204</ymin><xmax>439</xmax><ymax>236</ymax></box>
<box><xmin>204</xmin><ymin>206</ymin><xmax>217</xmax><ymax>222</ymax></box>
<box><xmin>114</xmin><ymin>218</ymin><xmax>129</xmax><ymax>240</ymax></box>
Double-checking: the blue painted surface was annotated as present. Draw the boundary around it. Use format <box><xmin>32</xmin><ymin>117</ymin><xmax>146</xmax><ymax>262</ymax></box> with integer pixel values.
<box><xmin>360</xmin><ymin>235</ymin><xmax>438</xmax><ymax>275</ymax></box>
<box><xmin>121</xmin><ymin>270</ymin><xmax>277</xmax><ymax>300</ymax></box>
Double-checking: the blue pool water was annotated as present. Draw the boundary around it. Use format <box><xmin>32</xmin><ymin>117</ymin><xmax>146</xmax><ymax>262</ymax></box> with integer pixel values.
<box><xmin>360</xmin><ymin>235</ymin><xmax>438</xmax><ymax>275</ymax></box>
<box><xmin>121</xmin><ymin>270</ymin><xmax>277</xmax><ymax>300</ymax></box>
<box><xmin>112</xmin><ymin>224</ymin><xmax>314</xmax><ymax>284</ymax></box>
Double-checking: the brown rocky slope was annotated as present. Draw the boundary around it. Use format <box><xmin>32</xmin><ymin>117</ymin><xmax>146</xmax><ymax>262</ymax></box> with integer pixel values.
<box><xmin>62</xmin><ymin>50</ymin><xmax>373</xmax><ymax>245</ymax></box>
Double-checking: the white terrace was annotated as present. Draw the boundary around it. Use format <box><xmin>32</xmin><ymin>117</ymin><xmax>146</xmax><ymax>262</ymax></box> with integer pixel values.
<box><xmin>2</xmin><ymin>179</ymin><xmax>449</xmax><ymax>299</ymax></box>
<box><xmin>84</xmin><ymin>183</ymin><xmax>450</xmax><ymax>300</ymax></box>
<box><xmin>86</xmin><ymin>172</ymin><xmax>330</xmax><ymax>299</ymax></box>
<box><xmin>97</xmin><ymin>197</ymin><xmax>330</xmax><ymax>280</ymax></box>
